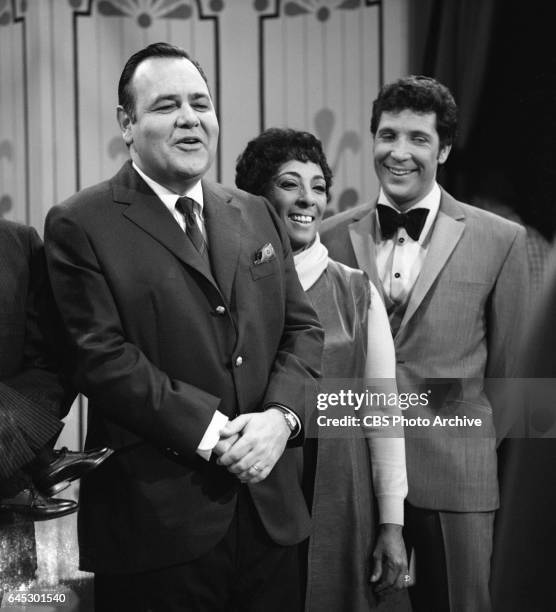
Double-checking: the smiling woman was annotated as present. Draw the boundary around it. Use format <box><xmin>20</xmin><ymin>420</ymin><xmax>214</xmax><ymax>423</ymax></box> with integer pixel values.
<box><xmin>266</xmin><ymin>159</ymin><xmax>328</xmax><ymax>252</ymax></box>
<box><xmin>236</xmin><ymin>128</ymin><xmax>409</xmax><ymax>611</ymax></box>
<box><xmin>235</xmin><ymin>128</ymin><xmax>333</xmax><ymax>255</ymax></box>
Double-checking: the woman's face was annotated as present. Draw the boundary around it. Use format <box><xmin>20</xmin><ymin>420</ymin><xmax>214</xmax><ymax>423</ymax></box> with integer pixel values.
<box><xmin>266</xmin><ymin>160</ymin><xmax>328</xmax><ymax>253</ymax></box>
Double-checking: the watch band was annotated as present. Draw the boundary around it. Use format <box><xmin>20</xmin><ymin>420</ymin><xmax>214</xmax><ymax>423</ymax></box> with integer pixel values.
<box><xmin>279</xmin><ymin>408</ymin><xmax>298</xmax><ymax>434</ymax></box>
<box><xmin>265</xmin><ymin>404</ymin><xmax>300</xmax><ymax>439</ymax></box>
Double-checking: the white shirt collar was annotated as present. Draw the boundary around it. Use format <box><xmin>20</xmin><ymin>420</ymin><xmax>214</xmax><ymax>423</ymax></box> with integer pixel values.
<box><xmin>377</xmin><ymin>182</ymin><xmax>441</xmax><ymax>244</ymax></box>
<box><xmin>132</xmin><ymin>162</ymin><xmax>204</xmax><ymax>213</ymax></box>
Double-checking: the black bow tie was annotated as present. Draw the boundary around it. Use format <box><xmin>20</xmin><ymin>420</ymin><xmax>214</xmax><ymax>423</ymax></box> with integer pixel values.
<box><xmin>377</xmin><ymin>204</ymin><xmax>429</xmax><ymax>241</ymax></box>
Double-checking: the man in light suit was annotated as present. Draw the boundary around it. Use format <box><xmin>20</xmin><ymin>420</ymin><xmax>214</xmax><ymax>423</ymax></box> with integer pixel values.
<box><xmin>45</xmin><ymin>42</ymin><xmax>323</xmax><ymax>611</ymax></box>
<box><xmin>321</xmin><ymin>76</ymin><xmax>528</xmax><ymax>612</ymax></box>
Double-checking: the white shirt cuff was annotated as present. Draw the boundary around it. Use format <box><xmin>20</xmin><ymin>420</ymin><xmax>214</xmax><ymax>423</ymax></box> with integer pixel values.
<box><xmin>196</xmin><ymin>410</ymin><xmax>229</xmax><ymax>461</ymax></box>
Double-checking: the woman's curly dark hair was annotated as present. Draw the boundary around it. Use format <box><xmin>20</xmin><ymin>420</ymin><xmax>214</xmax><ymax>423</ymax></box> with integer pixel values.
<box><xmin>235</xmin><ymin>128</ymin><xmax>333</xmax><ymax>199</ymax></box>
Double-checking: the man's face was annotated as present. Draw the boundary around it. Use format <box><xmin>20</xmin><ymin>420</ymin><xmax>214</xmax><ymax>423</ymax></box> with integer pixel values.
<box><xmin>118</xmin><ymin>57</ymin><xmax>219</xmax><ymax>193</ymax></box>
<box><xmin>373</xmin><ymin>109</ymin><xmax>450</xmax><ymax>210</ymax></box>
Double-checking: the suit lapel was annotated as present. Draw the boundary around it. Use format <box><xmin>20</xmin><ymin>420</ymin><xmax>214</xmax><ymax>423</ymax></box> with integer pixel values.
<box><xmin>348</xmin><ymin>204</ymin><xmax>384</xmax><ymax>300</ymax></box>
<box><xmin>202</xmin><ymin>181</ymin><xmax>241</xmax><ymax>306</ymax></box>
<box><xmin>397</xmin><ymin>191</ymin><xmax>466</xmax><ymax>334</ymax></box>
<box><xmin>113</xmin><ymin>162</ymin><xmax>217</xmax><ymax>285</ymax></box>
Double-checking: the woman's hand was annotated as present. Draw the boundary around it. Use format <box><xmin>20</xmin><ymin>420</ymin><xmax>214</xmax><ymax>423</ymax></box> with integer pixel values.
<box><xmin>370</xmin><ymin>523</ymin><xmax>412</xmax><ymax>596</ymax></box>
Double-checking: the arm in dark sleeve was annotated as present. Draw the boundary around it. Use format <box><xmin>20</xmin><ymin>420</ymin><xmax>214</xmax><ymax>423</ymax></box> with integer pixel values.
<box><xmin>0</xmin><ymin>225</ymin><xmax>73</xmax><ymax>472</ymax></box>
<box><xmin>4</xmin><ymin>225</ymin><xmax>74</xmax><ymax>421</ymax></box>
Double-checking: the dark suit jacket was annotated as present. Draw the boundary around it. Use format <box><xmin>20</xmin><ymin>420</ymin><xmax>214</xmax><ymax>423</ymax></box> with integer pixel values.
<box><xmin>0</xmin><ymin>220</ymin><xmax>69</xmax><ymax>479</ymax></box>
<box><xmin>45</xmin><ymin>161</ymin><xmax>323</xmax><ymax>574</ymax></box>
<box><xmin>321</xmin><ymin>190</ymin><xmax>529</xmax><ymax>512</ymax></box>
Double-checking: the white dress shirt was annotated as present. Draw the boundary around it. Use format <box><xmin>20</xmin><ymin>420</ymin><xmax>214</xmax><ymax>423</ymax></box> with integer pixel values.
<box><xmin>133</xmin><ymin>162</ymin><xmax>206</xmax><ymax>237</ymax></box>
<box><xmin>376</xmin><ymin>183</ymin><xmax>441</xmax><ymax>306</ymax></box>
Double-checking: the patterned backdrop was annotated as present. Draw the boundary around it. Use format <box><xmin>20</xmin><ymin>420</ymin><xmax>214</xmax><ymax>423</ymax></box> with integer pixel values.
<box><xmin>0</xmin><ymin>0</ymin><xmax>408</xmax><ymax>227</ymax></box>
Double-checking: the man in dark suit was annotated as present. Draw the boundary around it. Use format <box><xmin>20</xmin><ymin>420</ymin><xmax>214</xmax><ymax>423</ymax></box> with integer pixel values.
<box><xmin>321</xmin><ymin>76</ymin><xmax>529</xmax><ymax>611</ymax></box>
<box><xmin>0</xmin><ymin>219</ymin><xmax>112</xmax><ymax>589</ymax></box>
<box><xmin>45</xmin><ymin>42</ymin><xmax>323</xmax><ymax>611</ymax></box>
<box><xmin>0</xmin><ymin>219</ymin><xmax>74</xmax><ymax>589</ymax></box>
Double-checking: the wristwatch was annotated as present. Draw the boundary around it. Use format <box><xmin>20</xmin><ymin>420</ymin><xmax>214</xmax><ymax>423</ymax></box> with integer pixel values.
<box><xmin>267</xmin><ymin>404</ymin><xmax>299</xmax><ymax>438</ymax></box>
<box><xmin>279</xmin><ymin>408</ymin><xmax>298</xmax><ymax>435</ymax></box>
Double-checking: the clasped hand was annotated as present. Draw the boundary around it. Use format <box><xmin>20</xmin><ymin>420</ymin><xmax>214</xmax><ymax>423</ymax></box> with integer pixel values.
<box><xmin>213</xmin><ymin>409</ymin><xmax>291</xmax><ymax>484</ymax></box>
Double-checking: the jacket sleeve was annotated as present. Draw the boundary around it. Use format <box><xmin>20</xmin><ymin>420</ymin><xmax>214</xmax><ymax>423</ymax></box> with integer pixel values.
<box><xmin>485</xmin><ymin>224</ymin><xmax>530</xmax><ymax>440</ymax></box>
<box><xmin>486</xmin><ymin>224</ymin><xmax>530</xmax><ymax>380</ymax></box>
<box><xmin>1</xmin><ymin>225</ymin><xmax>72</xmax><ymax>469</ymax></box>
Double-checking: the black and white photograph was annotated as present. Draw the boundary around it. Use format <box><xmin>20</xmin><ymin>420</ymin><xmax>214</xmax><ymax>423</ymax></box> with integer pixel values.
<box><xmin>1</xmin><ymin>1</ymin><xmax>555</xmax><ymax>610</ymax></box>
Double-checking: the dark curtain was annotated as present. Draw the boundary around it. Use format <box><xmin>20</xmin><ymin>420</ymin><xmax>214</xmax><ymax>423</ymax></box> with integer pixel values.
<box><xmin>410</xmin><ymin>0</ymin><xmax>496</xmax><ymax>151</ymax></box>
<box><xmin>409</xmin><ymin>0</ymin><xmax>556</xmax><ymax>239</ymax></box>
<box><xmin>409</xmin><ymin>0</ymin><xmax>496</xmax><ymax>196</ymax></box>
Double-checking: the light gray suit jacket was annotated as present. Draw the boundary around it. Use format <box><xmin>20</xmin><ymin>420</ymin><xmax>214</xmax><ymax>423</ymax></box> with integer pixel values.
<box><xmin>321</xmin><ymin>189</ymin><xmax>529</xmax><ymax>511</ymax></box>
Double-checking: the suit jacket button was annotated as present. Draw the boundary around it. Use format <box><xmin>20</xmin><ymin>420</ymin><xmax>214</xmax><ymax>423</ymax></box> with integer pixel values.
<box><xmin>215</xmin><ymin>305</ymin><xmax>225</xmax><ymax>315</ymax></box>
<box><xmin>235</xmin><ymin>356</ymin><xmax>243</xmax><ymax>367</ymax></box>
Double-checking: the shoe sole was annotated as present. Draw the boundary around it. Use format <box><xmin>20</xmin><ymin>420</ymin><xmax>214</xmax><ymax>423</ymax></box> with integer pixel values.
<box><xmin>0</xmin><ymin>504</ymin><xmax>78</xmax><ymax>522</ymax></box>
<box><xmin>42</xmin><ymin>479</ymin><xmax>72</xmax><ymax>496</ymax></box>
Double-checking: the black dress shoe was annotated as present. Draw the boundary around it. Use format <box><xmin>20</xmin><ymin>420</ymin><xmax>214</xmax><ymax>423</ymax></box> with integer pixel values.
<box><xmin>35</xmin><ymin>447</ymin><xmax>114</xmax><ymax>496</ymax></box>
<box><xmin>0</xmin><ymin>486</ymin><xmax>77</xmax><ymax>521</ymax></box>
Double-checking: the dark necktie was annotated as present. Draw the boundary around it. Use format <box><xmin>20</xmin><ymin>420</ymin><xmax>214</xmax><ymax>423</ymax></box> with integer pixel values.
<box><xmin>377</xmin><ymin>204</ymin><xmax>429</xmax><ymax>241</ymax></box>
<box><xmin>176</xmin><ymin>197</ymin><xmax>209</xmax><ymax>264</ymax></box>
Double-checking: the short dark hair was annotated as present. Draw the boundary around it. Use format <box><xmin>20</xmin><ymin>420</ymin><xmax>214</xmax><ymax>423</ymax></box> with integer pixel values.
<box><xmin>370</xmin><ymin>75</ymin><xmax>458</xmax><ymax>148</ymax></box>
<box><xmin>235</xmin><ymin>128</ymin><xmax>333</xmax><ymax>199</ymax></box>
<box><xmin>118</xmin><ymin>42</ymin><xmax>209</xmax><ymax>121</ymax></box>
